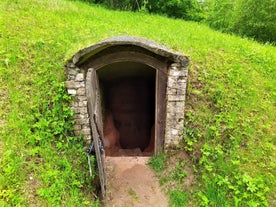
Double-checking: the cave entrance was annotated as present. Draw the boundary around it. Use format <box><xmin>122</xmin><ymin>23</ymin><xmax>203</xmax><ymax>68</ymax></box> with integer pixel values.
<box><xmin>98</xmin><ymin>62</ymin><xmax>156</xmax><ymax>156</ymax></box>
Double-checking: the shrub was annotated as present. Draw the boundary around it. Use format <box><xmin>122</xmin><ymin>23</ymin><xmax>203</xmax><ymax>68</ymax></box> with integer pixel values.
<box><xmin>205</xmin><ymin>0</ymin><xmax>276</xmax><ymax>43</ymax></box>
<box><xmin>146</xmin><ymin>0</ymin><xmax>204</xmax><ymax>21</ymax></box>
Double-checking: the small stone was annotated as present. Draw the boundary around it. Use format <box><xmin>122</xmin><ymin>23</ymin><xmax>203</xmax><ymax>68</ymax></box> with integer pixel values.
<box><xmin>168</xmin><ymin>77</ymin><xmax>176</xmax><ymax>87</ymax></box>
<box><xmin>73</xmin><ymin>125</ymin><xmax>81</xmax><ymax>131</ymax></box>
<box><xmin>170</xmin><ymin>63</ymin><xmax>179</xmax><ymax>67</ymax></box>
<box><xmin>84</xmin><ymin>135</ymin><xmax>92</xmax><ymax>143</ymax></box>
<box><xmin>169</xmin><ymin>69</ymin><xmax>180</xmax><ymax>76</ymax></box>
<box><xmin>67</xmin><ymin>75</ymin><xmax>76</xmax><ymax>81</ymax></box>
<box><xmin>77</xmin><ymin>88</ymin><xmax>86</xmax><ymax>96</ymax></box>
<box><xmin>67</xmin><ymin>68</ymin><xmax>77</xmax><ymax>76</ymax></box>
<box><xmin>74</xmin><ymin>130</ymin><xmax>81</xmax><ymax>136</ymax></box>
<box><xmin>66</xmin><ymin>81</ymin><xmax>85</xmax><ymax>89</ymax></box>
<box><xmin>65</xmin><ymin>81</ymin><xmax>75</xmax><ymax>88</ymax></box>
<box><xmin>167</xmin><ymin>88</ymin><xmax>177</xmax><ymax>95</ymax></box>
<box><xmin>176</xmin><ymin>89</ymin><xmax>185</xmax><ymax>95</ymax></box>
<box><xmin>81</xmin><ymin>128</ymin><xmax>91</xmax><ymax>135</ymax></box>
<box><xmin>78</xmin><ymin>118</ymin><xmax>90</xmax><ymax>125</ymax></box>
<box><xmin>72</xmin><ymin>101</ymin><xmax>78</xmax><ymax>107</ymax></box>
<box><xmin>78</xmin><ymin>96</ymin><xmax>87</xmax><ymax>102</ymax></box>
<box><xmin>70</xmin><ymin>106</ymin><xmax>78</xmax><ymax>113</ymax></box>
<box><xmin>75</xmin><ymin>119</ymin><xmax>82</xmax><ymax>125</ymax></box>
<box><xmin>67</xmin><ymin>89</ymin><xmax>76</xmax><ymax>95</ymax></box>
<box><xmin>79</xmin><ymin>101</ymin><xmax>87</xmax><ymax>107</ymax></box>
<box><xmin>76</xmin><ymin>73</ymin><xmax>84</xmax><ymax>81</ymax></box>
<box><xmin>167</xmin><ymin>94</ymin><xmax>185</xmax><ymax>101</ymax></box>
<box><xmin>79</xmin><ymin>107</ymin><xmax>88</xmax><ymax>114</ymax></box>
<box><xmin>66</xmin><ymin>63</ymin><xmax>76</xmax><ymax>68</ymax></box>
<box><xmin>74</xmin><ymin>114</ymin><xmax>89</xmax><ymax>119</ymax></box>
<box><xmin>177</xmin><ymin>76</ymin><xmax>187</xmax><ymax>83</ymax></box>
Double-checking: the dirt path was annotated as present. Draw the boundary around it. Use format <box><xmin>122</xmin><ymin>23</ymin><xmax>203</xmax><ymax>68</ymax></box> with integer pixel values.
<box><xmin>105</xmin><ymin>156</ymin><xmax>168</xmax><ymax>207</ymax></box>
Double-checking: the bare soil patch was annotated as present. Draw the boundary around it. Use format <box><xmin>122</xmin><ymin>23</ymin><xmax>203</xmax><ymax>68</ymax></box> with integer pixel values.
<box><xmin>105</xmin><ymin>156</ymin><xmax>168</xmax><ymax>207</ymax></box>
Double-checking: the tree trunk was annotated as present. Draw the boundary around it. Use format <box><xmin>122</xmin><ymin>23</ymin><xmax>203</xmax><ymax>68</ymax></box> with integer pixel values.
<box><xmin>110</xmin><ymin>0</ymin><xmax>114</xmax><ymax>8</ymax></box>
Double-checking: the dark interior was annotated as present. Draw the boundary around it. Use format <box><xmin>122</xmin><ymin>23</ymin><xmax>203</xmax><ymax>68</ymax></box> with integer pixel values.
<box><xmin>97</xmin><ymin>62</ymin><xmax>156</xmax><ymax>156</ymax></box>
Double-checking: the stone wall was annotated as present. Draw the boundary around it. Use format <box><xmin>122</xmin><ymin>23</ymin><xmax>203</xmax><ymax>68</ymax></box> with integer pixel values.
<box><xmin>65</xmin><ymin>37</ymin><xmax>189</xmax><ymax>151</ymax></box>
<box><xmin>164</xmin><ymin>63</ymin><xmax>188</xmax><ymax>148</ymax></box>
<box><xmin>65</xmin><ymin>63</ymin><xmax>92</xmax><ymax>143</ymax></box>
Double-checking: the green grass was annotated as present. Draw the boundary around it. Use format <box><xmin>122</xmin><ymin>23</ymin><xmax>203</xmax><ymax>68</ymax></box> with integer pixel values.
<box><xmin>148</xmin><ymin>153</ymin><xmax>166</xmax><ymax>172</ymax></box>
<box><xmin>0</xmin><ymin>0</ymin><xmax>275</xmax><ymax>206</ymax></box>
<box><xmin>170</xmin><ymin>190</ymin><xmax>188</xmax><ymax>207</ymax></box>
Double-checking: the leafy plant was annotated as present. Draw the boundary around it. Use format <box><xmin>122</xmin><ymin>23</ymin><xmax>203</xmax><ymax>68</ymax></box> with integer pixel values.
<box><xmin>148</xmin><ymin>153</ymin><xmax>166</xmax><ymax>172</ymax></box>
<box><xmin>170</xmin><ymin>190</ymin><xmax>188</xmax><ymax>207</ymax></box>
<box><xmin>171</xmin><ymin>161</ymin><xmax>187</xmax><ymax>184</ymax></box>
<box><xmin>204</xmin><ymin>0</ymin><xmax>276</xmax><ymax>43</ymax></box>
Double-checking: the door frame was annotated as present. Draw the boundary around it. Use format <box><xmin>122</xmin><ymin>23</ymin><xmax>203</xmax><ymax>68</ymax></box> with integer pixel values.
<box><xmin>86</xmin><ymin>68</ymin><xmax>106</xmax><ymax>199</ymax></box>
<box><xmin>87</xmin><ymin>51</ymin><xmax>168</xmax><ymax>154</ymax></box>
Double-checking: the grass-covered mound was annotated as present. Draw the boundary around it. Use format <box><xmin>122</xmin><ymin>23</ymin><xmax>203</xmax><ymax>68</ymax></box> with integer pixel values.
<box><xmin>1</xmin><ymin>0</ymin><xmax>275</xmax><ymax>206</ymax></box>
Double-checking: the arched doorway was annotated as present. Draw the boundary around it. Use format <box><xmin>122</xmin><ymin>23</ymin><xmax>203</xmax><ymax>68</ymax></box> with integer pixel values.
<box><xmin>97</xmin><ymin>62</ymin><xmax>156</xmax><ymax>156</ymax></box>
<box><xmin>65</xmin><ymin>36</ymin><xmax>189</xmax><ymax>199</ymax></box>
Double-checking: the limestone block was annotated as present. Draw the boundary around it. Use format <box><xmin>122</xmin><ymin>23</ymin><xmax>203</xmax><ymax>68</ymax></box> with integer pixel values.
<box><xmin>167</xmin><ymin>106</ymin><xmax>184</xmax><ymax>115</ymax></box>
<box><xmin>77</xmin><ymin>87</ymin><xmax>86</xmax><ymax>96</ymax></box>
<box><xmin>167</xmin><ymin>94</ymin><xmax>185</xmax><ymax>101</ymax></box>
<box><xmin>67</xmin><ymin>89</ymin><xmax>77</xmax><ymax>95</ymax></box>
<box><xmin>82</xmin><ymin>117</ymin><xmax>90</xmax><ymax>124</ymax></box>
<box><xmin>74</xmin><ymin>114</ymin><xmax>89</xmax><ymax>119</ymax></box>
<box><xmin>172</xmin><ymin>101</ymin><xmax>185</xmax><ymax>108</ymax></box>
<box><xmin>75</xmin><ymin>119</ymin><xmax>82</xmax><ymax>125</ymax></box>
<box><xmin>78</xmin><ymin>96</ymin><xmax>87</xmax><ymax>102</ymax></box>
<box><xmin>171</xmin><ymin>129</ymin><xmax>178</xmax><ymax>135</ymax></box>
<box><xmin>79</xmin><ymin>101</ymin><xmax>87</xmax><ymax>107</ymax></box>
<box><xmin>167</xmin><ymin>88</ymin><xmax>177</xmax><ymax>95</ymax></box>
<box><xmin>66</xmin><ymin>81</ymin><xmax>75</xmax><ymax>89</ymax></box>
<box><xmin>71</xmin><ymin>106</ymin><xmax>78</xmax><ymax>113</ymax></box>
<box><xmin>72</xmin><ymin>101</ymin><xmax>78</xmax><ymax>107</ymax></box>
<box><xmin>176</xmin><ymin>88</ymin><xmax>186</xmax><ymax>95</ymax></box>
<box><xmin>168</xmin><ymin>77</ymin><xmax>177</xmax><ymax>88</ymax></box>
<box><xmin>170</xmin><ymin>63</ymin><xmax>179</xmax><ymax>69</ymax></box>
<box><xmin>181</xmin><ymin>69</ymin><xmax>188</xmax><ymax>76</ymax></box>
<box><xmin>166</xmin><ymin>112</ymin><xmax>183</xmax><ymax>119</ymax></box>
<box><xmin>74</xmin><ymin>130</ymin><xmax>81</xmax><ymax>136</ymax></box>
<box><xmin>73</xmin><ymin>124</ymin><xmax>81</xmax><ymax>131</ymax></box>
<box><xmin>169</xmin><ymin>70</ymin><xmax>181</xmax><ymax>76</ymax></box>
<box><xmin>67</xmin><ymin>68</ymin><xmax>77</xmax><ymax>74</ymax></box>
<box><xmin>81</xmin><ymin>128</ymin><xmax>91</xmax><ymax>135</ymax></box>
<box><xmin>76</xmin><ymin>73</ymin><xmax>84</xmax><ymax>81</ymax></box>
<box><xmin>75</xmin><ymin>118</ymin><xmax>89</xmax><ymax>125</ymax></box>
<box><xmin>84</xmin><ymin>135</ymin><xmax>92</xmax><ymax>143</ymax></box>
<box><xmin>79</xmin><ymin>107</ymin><xmax>88</xmax><ymax>115</ymax></box>
<box><xmin>66</xmin><ymin>81</ymin><xmax>85</xmax><ymax>89</ymax></box>
<box><xmin>177</xmin><ymin>76</ymin><xmax>187</xmax><ymax>83</ymax></box>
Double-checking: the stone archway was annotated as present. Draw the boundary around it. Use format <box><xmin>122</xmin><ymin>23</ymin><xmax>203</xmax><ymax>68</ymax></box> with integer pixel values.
<box><xmin>66</xmin><ymin>36</ymin><xmax>189</xmax><ymax>152</ymax></box>
<box><xmin>65</xmin><ymin>36</ymin><xmax>189</xmax><ymax>199</ymax></box>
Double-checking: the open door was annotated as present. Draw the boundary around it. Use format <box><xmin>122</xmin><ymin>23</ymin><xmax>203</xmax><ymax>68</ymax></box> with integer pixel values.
<box><xmin>86</xmin><ymin>68</ymin><xmax>106</xmax><ymax>199</ymax></box>
<box><xmin>155</xmin><ymin>66</ymin><xmax>167</xmax><ymax>154</ymax></box>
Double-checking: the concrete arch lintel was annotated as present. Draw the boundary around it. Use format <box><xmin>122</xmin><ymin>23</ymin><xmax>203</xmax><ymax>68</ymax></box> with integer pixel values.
<box><xmin>66</xmin><ymin>36</ymin><xmax>189</xmax><ymax>67</ymax></box>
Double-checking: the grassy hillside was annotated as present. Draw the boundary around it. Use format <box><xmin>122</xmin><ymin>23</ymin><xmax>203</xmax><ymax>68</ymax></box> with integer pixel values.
<box><xmin>0</xmin><ymin>0</ymin><xmax>275</xmax><ymax>206</ymax></box>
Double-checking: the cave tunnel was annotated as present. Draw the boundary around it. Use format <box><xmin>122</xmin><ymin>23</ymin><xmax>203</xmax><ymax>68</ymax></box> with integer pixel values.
<box><xmin>97</xmin><ymin>62</ymin><xmax>156</xmax><ymax>156</ymax></box>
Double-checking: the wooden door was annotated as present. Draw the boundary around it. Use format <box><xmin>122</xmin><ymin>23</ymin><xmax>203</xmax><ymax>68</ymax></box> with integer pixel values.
<box><xmin>86</xmin><ymin>68</ymin><xmax>106</xmax><ymax>199</ymax></box>
<box><xmin>155</xmin><ymin>66</ymin><xmax>167</xmax><ymax>154</ymax></box>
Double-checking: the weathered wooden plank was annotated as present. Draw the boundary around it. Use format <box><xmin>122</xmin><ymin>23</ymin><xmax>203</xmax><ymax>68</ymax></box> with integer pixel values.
<box><xmin>155</xmin><ymin>65</ymin><xmax>168</xmax><ymax>155</ymax></box>
<box><xmin>86</xmin><ymin>68</ymin><xmax>106</xmax><ymax>200</ymax></box>
<box><xmin>87</xmin><ymin>51</ymin><xmax>166</xmax><ymax>72</ymax></box>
